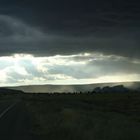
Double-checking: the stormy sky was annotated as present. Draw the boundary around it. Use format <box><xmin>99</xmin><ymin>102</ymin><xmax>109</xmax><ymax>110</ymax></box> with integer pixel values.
<box><xmin>0</xmin><ymin>0</ymin><xmax>140</xmax><ymax>86</ymax></box>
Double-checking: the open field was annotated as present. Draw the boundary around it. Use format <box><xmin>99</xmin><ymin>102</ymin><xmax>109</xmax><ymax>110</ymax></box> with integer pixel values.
<box><xmin>23</xmin><ymin>92</ymin><xmax>140</xmax><ymax>140</ymax></box>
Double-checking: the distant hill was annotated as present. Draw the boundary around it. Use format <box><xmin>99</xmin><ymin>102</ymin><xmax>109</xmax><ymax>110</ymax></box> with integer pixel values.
<box><xmin>7</xmin><ymin>81</ymin><xmax>140</xmax><ymax>93</ymax></box>
<box><xmin>0</xmin><ymin>88</ymin><xmax>24</xmax><ymax>94</ymax></box>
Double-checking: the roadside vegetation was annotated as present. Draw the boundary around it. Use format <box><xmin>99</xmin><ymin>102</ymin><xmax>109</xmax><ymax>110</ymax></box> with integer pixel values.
<box><xmin>23</xmin><ymin>92</ymin><xmax>140</xmax><ymax>140</ymax></box>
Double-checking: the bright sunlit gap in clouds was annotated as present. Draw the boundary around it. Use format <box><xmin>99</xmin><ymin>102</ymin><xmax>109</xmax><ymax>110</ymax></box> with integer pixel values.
<box><xmin>0</xmin><ymin>53</ymin><xmax>140</xmax><ymax>87</ymax></box>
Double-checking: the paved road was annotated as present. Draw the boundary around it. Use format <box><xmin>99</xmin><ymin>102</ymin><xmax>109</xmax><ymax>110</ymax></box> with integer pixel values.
<box><xmin>0</xmin><ymin>100</ymin><xmax>35</xmax><ymax>140</ymax></box>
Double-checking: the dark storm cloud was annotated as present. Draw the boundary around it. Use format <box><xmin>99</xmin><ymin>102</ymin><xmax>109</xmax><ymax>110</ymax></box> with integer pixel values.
<box><xmin>0</xmin><ymin>0</ymin><xmax>140</xmax><ymax>58</ymax></box>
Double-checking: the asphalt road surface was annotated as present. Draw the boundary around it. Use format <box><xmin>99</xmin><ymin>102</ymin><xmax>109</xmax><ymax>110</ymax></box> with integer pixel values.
<box><xmin>0</xmin><ymin>100</ymin><xmax>35</xmax><ymax>140</ymax></box>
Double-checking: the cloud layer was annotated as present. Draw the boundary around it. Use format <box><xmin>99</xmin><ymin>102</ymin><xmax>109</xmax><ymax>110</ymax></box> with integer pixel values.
<box><xmin>0</xmin><ymin>53</ymin><xmax>140</xmax><ymax>86</ymax></box>
<box><xmin>0</xmin><ymin>15</ymin><xmax>139</xmax><ymax>59</ymax></box>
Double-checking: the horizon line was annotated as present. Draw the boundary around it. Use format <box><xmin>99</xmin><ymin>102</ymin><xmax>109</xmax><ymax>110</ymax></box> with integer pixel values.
<box><xmin>1</xmin><ymin>80</ymin><xmax>140</xmax><ymax>88</ymax></box>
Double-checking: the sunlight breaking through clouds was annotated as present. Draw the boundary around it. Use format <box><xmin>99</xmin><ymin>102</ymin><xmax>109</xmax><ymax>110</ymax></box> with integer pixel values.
<box><xmin>0</xmin><ymin>53</ymin><xmax>140</xmax><ymax>86</ymax></box>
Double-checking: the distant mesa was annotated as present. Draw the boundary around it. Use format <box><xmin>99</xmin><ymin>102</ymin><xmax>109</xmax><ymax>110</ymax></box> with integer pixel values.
<box><xmin>93</xmin><ymin>85</ymin><xmax>129</xmax><ymax>93</ymax></box>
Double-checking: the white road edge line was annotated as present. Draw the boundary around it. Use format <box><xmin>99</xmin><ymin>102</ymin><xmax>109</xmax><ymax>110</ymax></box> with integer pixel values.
<box><xmin>0</xmin><ymin>103</ymin><xmax>17</xmax><ymax>119</ymax></box>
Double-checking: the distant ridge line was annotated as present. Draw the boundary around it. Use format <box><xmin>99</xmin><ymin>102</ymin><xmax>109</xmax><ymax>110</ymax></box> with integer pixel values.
<box><xmin>6</xmin><ymin>81</ymin><xmax>140</xmax><ymax>93</ymax></box>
